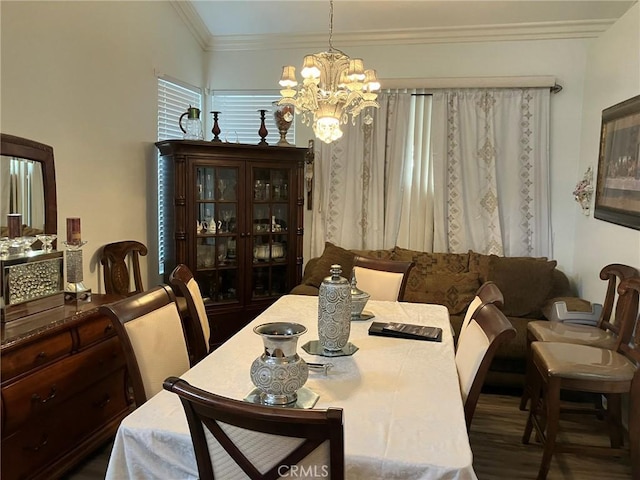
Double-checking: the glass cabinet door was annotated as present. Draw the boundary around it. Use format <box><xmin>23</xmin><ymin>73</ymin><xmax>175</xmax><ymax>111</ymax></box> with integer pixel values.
<box><xmin>251</xmin><ymin>166</ymin><xmax>291</xmax><ymax>300</ymax></box>
<box><xmin>194</xmin><ymin>165</ymin><xmax>239</xmax><ymax>305</ymax></box>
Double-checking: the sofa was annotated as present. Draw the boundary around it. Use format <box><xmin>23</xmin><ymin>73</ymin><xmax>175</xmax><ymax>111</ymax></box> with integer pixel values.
<box><xmin>291</xmin><ymin>242</ymin><xmax>592</xmax><ymax>389</ymax></box>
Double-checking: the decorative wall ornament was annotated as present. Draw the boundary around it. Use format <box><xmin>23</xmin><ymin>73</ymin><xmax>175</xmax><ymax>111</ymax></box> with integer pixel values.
<box><xmin>573</xmin><ymin>166</ymin><xmax>594</xmax><ymax>215</ymax></box>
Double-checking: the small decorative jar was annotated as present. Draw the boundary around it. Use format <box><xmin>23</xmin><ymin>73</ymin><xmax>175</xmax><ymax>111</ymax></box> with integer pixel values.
<box><xmin>318</xmin><ymin>264</ymin><xmax>352</xmax><ymax>351</ymax></box>
<box><xmin>250</xmin><ymin>322</ymin><xmax>309</xmax><ymax>405</ymax></box>
<box><xmin>350</xmin><ymin>271</ymin><xmax>371</xmax><ymax>318</ymax></box>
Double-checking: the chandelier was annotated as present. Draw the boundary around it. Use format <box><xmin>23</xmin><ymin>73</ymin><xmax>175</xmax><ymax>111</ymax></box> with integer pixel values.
<box><xmin>277</xmin><ymin>0</ymin><xmax>380</xmax><ymax>144</ymax></box>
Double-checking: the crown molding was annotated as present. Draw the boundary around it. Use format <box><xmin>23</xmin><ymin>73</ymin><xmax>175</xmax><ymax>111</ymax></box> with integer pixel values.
<box><xmin>170</xmin><ymin>1</ymin><xmax>618</xmax><ymax>54</ymax></box>
<box><xmin>201</xmin><ymin>19</ymin><xmax>617</xmax><ymax>52</ymax></box>
<box><xmin>170</xmin><ymin>0</ymin><xmax>210</xmax><ymax>50</ymax></box>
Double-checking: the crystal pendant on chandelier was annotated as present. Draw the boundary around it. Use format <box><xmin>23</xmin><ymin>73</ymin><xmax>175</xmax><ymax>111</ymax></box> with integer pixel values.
<box><xmin>276</xmin><ymin>0</ymin><xmax>380</xmax><ymax>144</ymax></box>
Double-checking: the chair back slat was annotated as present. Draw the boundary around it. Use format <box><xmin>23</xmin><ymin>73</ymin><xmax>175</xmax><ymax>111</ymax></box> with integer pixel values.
<box><xmin>100</xmin><ymin>240</ymin><xmax>148</xmax><ymax>295</ymax></box>
<box><xmin>164</xmin><ymin>377</ymin><xmax>345</xmax><ymax>480</ymax></box>
<box><xmin>616</xmin><ymin>277</ymin><xmax>640</xmax><ymax>364</ymax></box>
<box><xmin>598</xmin><ymin>264</ymin><xmax>639</xmax><ymax>336</ymax></box>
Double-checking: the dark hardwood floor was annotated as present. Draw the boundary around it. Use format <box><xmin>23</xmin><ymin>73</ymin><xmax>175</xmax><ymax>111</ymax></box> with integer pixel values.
<box><xmin>62</xmin><ymin>391</ymin><xmax>633</xmax><ymax>479</ymax></box>
<box><xmin>470</xmin><ymin>392</ymin><xmax>632</xmax><ymax>479</ymax></box>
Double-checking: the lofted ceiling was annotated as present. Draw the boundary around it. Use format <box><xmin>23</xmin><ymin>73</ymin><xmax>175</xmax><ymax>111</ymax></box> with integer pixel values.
<box><xmin>190</xmin><ymin>1</ymin><xmax>635</xmax><ymax>36</ymax></box>
<box><xmin>177</xmin><ymin>0</ymin><xmax>637</xmax><ymax>50</ymax></box>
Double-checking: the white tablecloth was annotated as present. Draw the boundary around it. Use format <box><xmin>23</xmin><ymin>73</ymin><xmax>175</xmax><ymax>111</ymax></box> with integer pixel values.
<box><xmin>106</xmin><ymin>296</ymin><xmax>477</xmax><ymax>480</ymax></box>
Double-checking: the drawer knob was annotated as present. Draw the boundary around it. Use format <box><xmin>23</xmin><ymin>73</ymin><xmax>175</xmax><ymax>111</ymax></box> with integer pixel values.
<box><xmin>104</xmin><ymin>324</ymin><xmax>113</xmax><ymax>333</ymax></box>
<box><xmin>31</xmin><ymin>386</ymin><xmax>57</xmax><ymax>404</ymax></box>
<box><xmin>94</xmin><ymin>394</ymin><xmax>112</xmax><ymax>409</ymax></box>
<box><xmin>24</xmin><ymin>433</ymin><xmax>48</xmax><ymax>452</ymax></box>
<box><xmin>36</xmin><ymin>351</ymin><xmax>47</xmax><ymax>360</ymax></box>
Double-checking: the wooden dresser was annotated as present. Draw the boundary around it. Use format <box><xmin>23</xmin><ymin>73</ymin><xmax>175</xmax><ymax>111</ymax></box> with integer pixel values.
<box><xmin>1</xmin><ymin>295</ymin><xmax>133</xmax><ymax>480</ymax></box>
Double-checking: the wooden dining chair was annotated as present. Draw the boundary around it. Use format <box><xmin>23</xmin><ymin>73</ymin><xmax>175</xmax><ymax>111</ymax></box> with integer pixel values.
<box><xmin>99</xmin><ymin>285</ymin><xmax>190</xmax><ymax>406</ymax></box>
<box><xmin>520</xmin><ymin>263</ymin><xmax>640</xmax><ymax>410</ymax></box>
<box><xmin>100</xmin><ymin>240</ymin><xmax>148</xmax><ymax>295</ymax></box>
<box><xmin>163</xmin><ymin>376</ymin><xmax>345</xmax><ymax>480</ymax></box>
<box><xmin>169</xmin><ymin>264</ymin><xmax>211</xmax><ymax>366</ymax></box>
<box><xmin>522</xmin><ymin>276</ymin><xmax>640</xmax><ymax>480</ymax></box>
<box><xmin>352</xmin><ymin>256</ymin><xmax>415</xmax><ymax>301</ymax></box>
<box><xmin>455</xmin><ymin>302</ymin><xmax>516</xmax><ymax>430</ymax></box>
<box><xmin>457</xmin><ymin>281</ymin><xmax>504</xmax><ymax>346</ymax></box>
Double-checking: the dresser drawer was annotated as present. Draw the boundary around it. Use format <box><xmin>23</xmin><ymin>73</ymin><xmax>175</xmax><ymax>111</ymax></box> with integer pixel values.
<box><xmin>1</xmin><ymin>369</ymin><xmax>131</xmax><ymax>480</ymax></box>
<box><xmin>1</xmin><ymin>330</ymin><xmax>73</xmax><ymax>381</ymax></box>
<box><xmin>76</xmin><ymin>313</ymin><xmax>115</xmax><ymax>348</ymax></box>
<box><xmin>1</xmin><ymin>336</ymin><xmax>126</xmax><ymax>436</ymax></box>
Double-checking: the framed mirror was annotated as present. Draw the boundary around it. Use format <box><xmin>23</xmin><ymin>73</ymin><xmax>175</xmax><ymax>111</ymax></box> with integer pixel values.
<box><xmin>1</xmin><ymin>133</ymin><xmax>57</xmax><ymax>237</ymax></box>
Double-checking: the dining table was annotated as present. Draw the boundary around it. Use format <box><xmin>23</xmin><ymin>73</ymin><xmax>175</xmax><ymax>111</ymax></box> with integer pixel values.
<box><xmin>105</xmin><ymin>295</ymin><xmax>477</xmax><ymax>480</ymax></box>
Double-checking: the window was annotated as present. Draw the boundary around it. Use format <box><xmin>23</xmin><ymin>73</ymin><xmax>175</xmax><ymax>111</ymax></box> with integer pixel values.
<box><xmin>157</xmin><ymin>77</ymin><xmax>202</xmax><ymax>275</ymax></box>
<box><xmin>211</xmin><ymin>93</ymin><xmax>295</xmax><ymax>145</ymax></box>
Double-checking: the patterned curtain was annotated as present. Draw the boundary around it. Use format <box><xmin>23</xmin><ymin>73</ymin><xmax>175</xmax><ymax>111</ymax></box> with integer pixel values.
<box><xmin>430</xmin><ymin>88</ymin><xmax>552</xmax><ymax>257</ymax></box>
<box><xmin>308</xmin><ymin>92</ymin><xmax>412</xmax><ymax>257</ymax></box>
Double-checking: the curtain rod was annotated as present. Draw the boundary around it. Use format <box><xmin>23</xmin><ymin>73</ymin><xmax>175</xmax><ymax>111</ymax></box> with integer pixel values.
<box><xmin>381</xmin><ymin>76</ymin><xmax>562</xmax><ymax>93</ymax></box>
<box><xmin>409</xmin><ymin>83</ymin><xmax>563</xmax><ymax>96</ymax></box>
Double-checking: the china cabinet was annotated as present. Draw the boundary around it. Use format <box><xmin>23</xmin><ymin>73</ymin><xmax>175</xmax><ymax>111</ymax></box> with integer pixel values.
<box><xmin>155</xmin><ymin>140</ymin><xmax>310</xmax><ymax>348</ymax></box>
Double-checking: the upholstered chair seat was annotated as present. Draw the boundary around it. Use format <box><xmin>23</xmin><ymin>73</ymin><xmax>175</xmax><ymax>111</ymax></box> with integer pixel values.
<box><xmin>527</xmin><ymin>321</ymin><xmax>618</xmax><ymax>349</ymax></box>
<box><xmin>532</xmin><ymin>342</ymin><xmax>636</xmax><ymax>382</ymax></box>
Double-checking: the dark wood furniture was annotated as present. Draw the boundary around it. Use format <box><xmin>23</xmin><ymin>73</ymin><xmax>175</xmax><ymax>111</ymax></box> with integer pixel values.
<box><xmin>100</xmin><ymin>240</ymin><xmax>148</xmax><ymax>295</ymax></box>
<box><xmin>455</xmin><ymin>302</ymin><xmax>516</xmax><ymax>430</ymax></box>
<box><xmin>456</xmin><ymin>281</ymin><xmax>505</xmax><ymax>345</ymax></box>
<box><xmin>520</xmin><ymin>263</ymin><xmax>640</xmax><ymax>410</ymax></box>
<box><xmin>99</xmin><ymin>285</ymin><xmax>190</xmax><ymax>407</ymax></box>
<box><xmin>0</xmin><ymin>134</ymin><xmax>57</xmax><ymax>238</ymax></box>
<box><xmin>169</xmin><ymin>263</ymin><xmax>210</xmax><ymax>366</ymax></box>
<box><xmin>522</xmin><ymin>277</ymin><xmax>640</xmax><ymax>480</ymax></box>
<box><xmin>0</xmin><ymin>295</ymin><xmax>133</xmax><ymax>480</ymax></box>
<box><xmin>163</xmin><ymin>376</ymin><xmax>345</xmax><ymax>480</ymax></box>
<box><xmin>155</xmin><ymin>140</ymin><xmax>310</xmax><ymax>349</ymax></box>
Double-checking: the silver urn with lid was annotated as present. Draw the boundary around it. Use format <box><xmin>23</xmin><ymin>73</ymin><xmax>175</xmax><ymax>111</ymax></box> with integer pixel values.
<box><xmin>318</xmin><ymin>264</ymin><xmax>352</xmax><ymax>351</ymax></box>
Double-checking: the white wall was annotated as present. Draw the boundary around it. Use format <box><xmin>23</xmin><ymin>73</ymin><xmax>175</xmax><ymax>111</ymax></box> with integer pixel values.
<box><xmin>1</xmin><ymin>1</ymin><xmax>205</xmax><ymax>291</ymax></box>
<box><xmin>209</xmin><ymin>37</ymin><xmax>590</xmax><ymax>278</ymax></box>
<box><xmin>3</xmin><ymin>1</ymin><xmax>637</xmax><ymax>296</ymax></box>
<box><xmin>574</xmin><ymin>3</ymin><xmax>640</xmax><ymax>302</ymax></box>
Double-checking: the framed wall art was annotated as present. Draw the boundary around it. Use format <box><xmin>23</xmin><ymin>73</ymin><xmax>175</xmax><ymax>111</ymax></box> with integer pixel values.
<box><xmin>594</xmin><ymin>94</ymin><xmax>640</xmax><ymax>230</ymax></box>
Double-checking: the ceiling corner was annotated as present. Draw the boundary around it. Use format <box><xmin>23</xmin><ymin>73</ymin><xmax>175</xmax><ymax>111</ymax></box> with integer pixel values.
<box><xmin>170</xmin><ymin>0</ymin><xmax>211</xmax><ymax>51</ymax></box>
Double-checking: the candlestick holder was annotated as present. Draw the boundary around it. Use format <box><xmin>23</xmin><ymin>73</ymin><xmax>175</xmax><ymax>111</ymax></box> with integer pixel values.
<box><xmin>64</xmin><ymin>241</ymin><xmax>92</xmax><ymax>302</ymax></box>
<box><xmin>258</xmin><ymin>109</ymin><xmax>269</xmax><ymax>146</ymax></box>
<box><xmin>210</xmin><ymin>111</ymin><xmax>222</xmax><ymax>142</ymax></box>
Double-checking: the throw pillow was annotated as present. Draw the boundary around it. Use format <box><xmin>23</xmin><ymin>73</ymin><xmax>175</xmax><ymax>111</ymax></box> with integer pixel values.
<box><xmin>403</xmin><ymin>272</ymin><xmax>480</xmax><ymax>314</ymax></box>
<box><xmin>486</xmin><ymin>255</ymin><xmax>557</xmax><ymax>317</ymax></box>
<box><xmin>394</xmin><ymin>247</ymin><xmax>469</xmax><ymax>295</ymax></box>
<box><xmin>393</xmin><ymin>247</ymin><xmax>469</xmax><ymax>273</ymax></box>
<box><xmin>352</xmin><ymin>248</ymin><xmax>394</xmax><ymax>260</ymax></box>
<box><xmin>305</xmin><ymin>242</ymin><xmax>356</xmax><ymax>288</ymax></box>
<box><xmin>469</xmin><ymin>250</ymin><xmax>550</xmax><ymax>284</ymax></box>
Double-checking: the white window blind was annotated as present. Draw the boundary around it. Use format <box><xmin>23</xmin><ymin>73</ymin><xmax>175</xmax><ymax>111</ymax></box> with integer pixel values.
<box><xmin>211</xmin><ymin>94</ymin><xmax>295</xmax><ymax>145</ymax></box>
<box><xmin>157</xmin><ymin>77</ymin><xmax>202</xmax><ymax>275</ymax></box>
